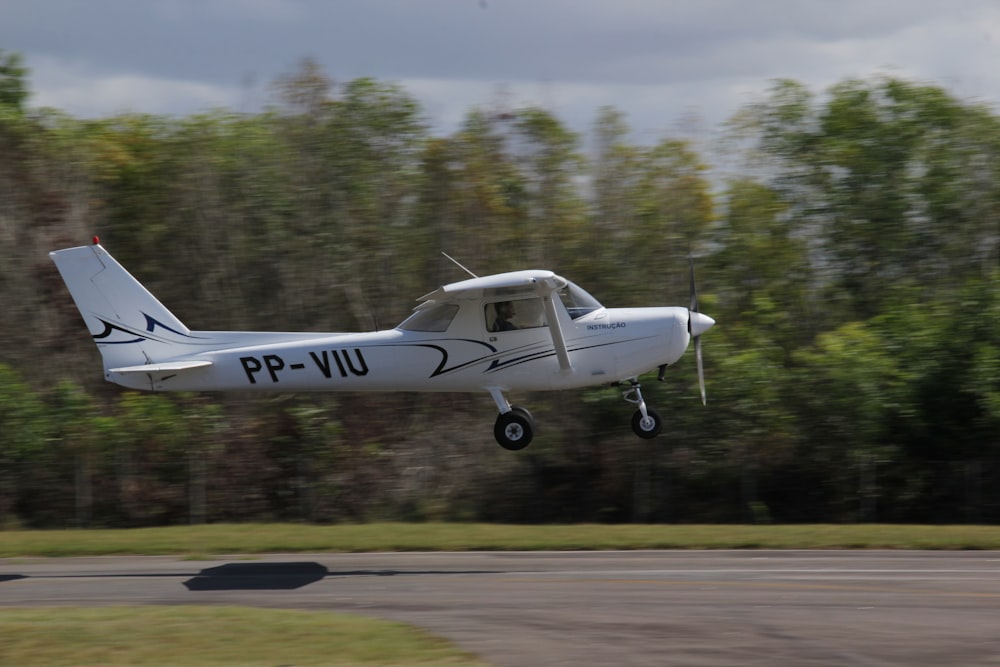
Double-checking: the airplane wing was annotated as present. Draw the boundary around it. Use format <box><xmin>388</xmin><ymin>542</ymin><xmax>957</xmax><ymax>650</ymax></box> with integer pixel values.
<box><xmin>418</xmin><ymin>270</ymin><xmax>561</xmax><ymax>302</ymax></box>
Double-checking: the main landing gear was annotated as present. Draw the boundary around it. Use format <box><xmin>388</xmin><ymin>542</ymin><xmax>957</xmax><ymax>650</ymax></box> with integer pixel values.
<box><xmin>489</xmin><ymin>388</ymin><xmax>535</xmax><ymax>451</ymax></box>
<box><xmin>494</xmin><ymin>406</ymin><xmax>535</xmax><ymax>451</ymax></box>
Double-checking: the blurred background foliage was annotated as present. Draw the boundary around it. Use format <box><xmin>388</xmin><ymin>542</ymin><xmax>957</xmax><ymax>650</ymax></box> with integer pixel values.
<box><xmin>1</xmin><ymin>51</ymin><xmax>998</xmax><ymax>527</ymax></box>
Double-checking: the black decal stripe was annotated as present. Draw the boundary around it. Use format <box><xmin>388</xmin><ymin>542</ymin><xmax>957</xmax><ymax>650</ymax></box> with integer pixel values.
<box><xmin>90</xmin><ymin>319</ymin><xmax>180</xmax><ymax>345</ymax></box>
<box><xmin>410</xmin><ymin>344</ymin><xmax>451</xmax><ymax>377</ymax></box>
<box><xmin>363</xmin><ymin>334</ymin><xmax>657</xmax><ymax>379</ymax></box>
<box><xmin>91</xmin><ymin>313</ymin><xmax>216</xmax><ymax>346</ymax></box>
<box><xmin>568</xmin><ymin>335</ymin><xmax>659</xmax><ymax>354</ymax></box>
<box><xmin>361</xmin><ymin>339</ymin><xmax>498</xmax><ymax>379</ymax></box>
<box><xmin>482</xmin><ymin>335</ymin><xmax>660</xmax><ymax>374</ymax></box>
<box><xmin>485</xmin><ymin>351</ymin><xmax>558</xmax><ymax>372</ymax></box>
<box><xmin>142</xmin><ymin>313</ymin><xmax>209</xmax><ymax>339</ymax></box>
<box><xmin>409</xmin><ymin>343</ymin><xmax>496</xmax><ymax>378</ymax></box>
<box><xmin>92</xmin><ymin>319</ymin><xmax>144</xmax><ymax>344</ymax></box>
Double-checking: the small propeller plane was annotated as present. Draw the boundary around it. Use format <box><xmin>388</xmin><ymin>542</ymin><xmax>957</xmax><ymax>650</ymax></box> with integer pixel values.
<box><xmin>50</xmin><ymin>239</ymin><xmax>715</xmax><ymax>450</ymax></box>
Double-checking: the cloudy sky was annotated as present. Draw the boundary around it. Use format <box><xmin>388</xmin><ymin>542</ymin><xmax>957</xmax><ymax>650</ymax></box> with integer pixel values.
<box><xmin>3</xmin><ymin>1</ymin><xmax>1000</xmax><ymax>142</ymax></box>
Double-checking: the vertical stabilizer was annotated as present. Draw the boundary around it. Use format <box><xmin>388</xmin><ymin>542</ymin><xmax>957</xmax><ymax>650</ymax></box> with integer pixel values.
<box><xmin>49</xmin><ymin>242</ymin><xmax>198</xmax><ymax>374</ymax></box>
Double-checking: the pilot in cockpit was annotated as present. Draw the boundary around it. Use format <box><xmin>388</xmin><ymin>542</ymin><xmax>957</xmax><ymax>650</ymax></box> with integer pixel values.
<box><xmin>492</xmin><ymin>301</ymin><xmax>517</xmax><ymax>332</ymax></box>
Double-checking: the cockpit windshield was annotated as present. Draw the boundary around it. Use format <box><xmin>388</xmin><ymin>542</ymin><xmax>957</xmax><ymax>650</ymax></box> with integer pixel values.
<box><xmin>558</xmin><ymin>281</ymin><xmax>602</xmax><ymax>319</ymax></box>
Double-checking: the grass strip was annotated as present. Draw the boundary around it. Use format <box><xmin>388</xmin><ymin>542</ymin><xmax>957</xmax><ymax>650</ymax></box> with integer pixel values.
<box><xmin>0</xmin><ymin>606</ymin><xmax>490</xmax><ymax>666</ymax></box>
<box><xmin>2</xmin><ymin>523</ymin><xmax>1000</xmax><ymax>557</ymax></box>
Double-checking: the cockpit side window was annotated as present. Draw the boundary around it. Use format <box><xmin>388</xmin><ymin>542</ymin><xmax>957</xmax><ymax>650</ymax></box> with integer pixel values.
<box><xmin>399</xmin><ymin>303</ymin><xmax>459</xmax><ymax>332</ymax></box>
<box><xmin>558</xmin><ymin>282</ymin><xmax>603</xmax><ymax>319</ymax></box>
<box><xmin>485</xmin><ymin>297</ymin><xmax>547</xmax><ymax>332</ymax></box>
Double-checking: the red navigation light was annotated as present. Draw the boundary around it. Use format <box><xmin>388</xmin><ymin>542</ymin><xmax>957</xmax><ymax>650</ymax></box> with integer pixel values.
<box><xmin>92</xmin><ymin>235</ymin><xmax>100</xmax><ymax>245</ymax></box>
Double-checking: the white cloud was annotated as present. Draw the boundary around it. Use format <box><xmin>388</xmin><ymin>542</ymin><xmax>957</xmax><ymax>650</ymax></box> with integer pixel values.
<box><xmin>7</xmin><ymin>0</ymin><xmax>1000</xmax><ymax>140</ymax></box>
<box><xmin>29</xmin><ymin>57</ymin><xmax>248</xmax><ymax>117</ymax></box>
<box><xmin>402</xmin><ymin>75</ymin><xmax>759</xmax><ymax>146</ymax></box>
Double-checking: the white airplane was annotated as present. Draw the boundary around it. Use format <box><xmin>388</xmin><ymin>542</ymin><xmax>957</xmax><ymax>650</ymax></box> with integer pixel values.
<box><xmin>50</xmin><ymin>239</ymin><xmax>715</xmax><ymax>450</ymax></box>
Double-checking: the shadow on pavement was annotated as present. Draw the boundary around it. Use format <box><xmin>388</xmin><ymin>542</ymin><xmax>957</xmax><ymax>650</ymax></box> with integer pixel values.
<box><xmin>183</xmin><ymin>562</ymin><xmax>329</xmax><ymax>591</ymax></box>
<box><xmin>183</xmin><ymin>562</ymin><xmax>499</xmax><ymax>591</ymax></box>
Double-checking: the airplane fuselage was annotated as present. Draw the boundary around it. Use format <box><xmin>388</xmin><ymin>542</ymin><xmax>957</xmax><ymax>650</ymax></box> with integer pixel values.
<box><xmin>107</xmin><ymin>306</ymin><xmax>692</xmax><ymax>393</ymax></box>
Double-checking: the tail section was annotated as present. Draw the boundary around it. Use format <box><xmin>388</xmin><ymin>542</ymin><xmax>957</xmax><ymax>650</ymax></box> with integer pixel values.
<box><xmin>49</xmin><ymin>241</ymin><xmax>209</xmax><ymax>381</ymax></box>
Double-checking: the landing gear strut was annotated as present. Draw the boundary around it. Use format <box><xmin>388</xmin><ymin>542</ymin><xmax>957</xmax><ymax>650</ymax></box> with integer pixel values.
<box><xmin>623</xmin><ymin>380</ymin><xmax>662</xmax><ymax>439</ymax></box>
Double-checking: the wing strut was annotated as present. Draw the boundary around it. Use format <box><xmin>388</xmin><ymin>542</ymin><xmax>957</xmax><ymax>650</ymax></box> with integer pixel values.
<box><xmin>541</xmin><ymin>292</ymin><xmax>573</xmax><ymax>373</ymax></box>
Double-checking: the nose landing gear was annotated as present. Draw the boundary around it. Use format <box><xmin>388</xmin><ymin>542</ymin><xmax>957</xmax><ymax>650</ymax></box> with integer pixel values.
<box><xmin>623</xmin><ymin>380</ymin><xmax>662</xmax><ymax>439</ymax></box>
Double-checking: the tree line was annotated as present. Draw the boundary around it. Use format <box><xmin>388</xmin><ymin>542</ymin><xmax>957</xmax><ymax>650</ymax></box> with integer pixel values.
<box><xmin>1</xmin><ymin>50</ymin><xmax>998</xmax><ymax>527</ymax></box>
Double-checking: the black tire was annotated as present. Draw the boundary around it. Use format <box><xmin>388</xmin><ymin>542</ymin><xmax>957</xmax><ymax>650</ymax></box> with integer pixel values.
<box><xmin>494</xmin><ymin>406</ymin><xmax>534</xmax><ymax>450</ymax></box>
<box><xmin>631</xmin><ymin>408</ymin><xmax>662</xmax><ymax>439</ymax></box>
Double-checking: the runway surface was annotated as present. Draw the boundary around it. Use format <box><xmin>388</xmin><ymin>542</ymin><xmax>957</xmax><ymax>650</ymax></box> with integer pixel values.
<box><xmin>3</xmin><ymin>550</ymin><xmax>999</xmax><ymax>666</ymax></box>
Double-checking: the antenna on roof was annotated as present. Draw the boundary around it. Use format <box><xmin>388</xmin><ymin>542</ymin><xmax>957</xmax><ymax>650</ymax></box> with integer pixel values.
<box><xmin>442</xmin><ymin>252</ymin><xmax>478</xmax><ymax>279</ymax></box>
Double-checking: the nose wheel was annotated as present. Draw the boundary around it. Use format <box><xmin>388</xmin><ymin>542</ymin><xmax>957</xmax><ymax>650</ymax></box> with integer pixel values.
<box><xmin>623</xmin><ymin>381</ymin><xmax>662</xmax><ymax>439</ymax></box>
<box><xmin>631</xmin><ymin>407</ymin><xmax>662</xmax><ymax>438</ymax></box>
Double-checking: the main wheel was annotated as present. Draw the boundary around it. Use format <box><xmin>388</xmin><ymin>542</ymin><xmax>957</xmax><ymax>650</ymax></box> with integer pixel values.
<box><xmin>494</xmin><ymin>406</ymin><xmax>534</xmax><ymax>450</ymax></box>
<box><xmin>631</xmin><ymin>408</ymin><xmax>662</xmax><ymax>439</ymax></box>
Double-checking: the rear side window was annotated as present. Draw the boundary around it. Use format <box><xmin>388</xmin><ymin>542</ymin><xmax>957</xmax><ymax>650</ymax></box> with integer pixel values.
<box><xmin>399</xmin><ymin>303</ymin><xmax>459</xmax><ymax>332</ymax></box>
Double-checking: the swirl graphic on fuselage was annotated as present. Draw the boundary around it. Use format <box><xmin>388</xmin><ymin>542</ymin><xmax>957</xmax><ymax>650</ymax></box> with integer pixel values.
<box><xmin>91</xmin><ymin>313</ymin><xmax>208</xmax><ymax>344</ymax></box>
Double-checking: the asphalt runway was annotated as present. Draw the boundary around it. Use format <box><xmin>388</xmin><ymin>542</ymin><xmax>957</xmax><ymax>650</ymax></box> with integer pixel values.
<box><xmin>3</xmin><ymin>550</ymin><xmax>999</xmax><ymax>666</ymax></box>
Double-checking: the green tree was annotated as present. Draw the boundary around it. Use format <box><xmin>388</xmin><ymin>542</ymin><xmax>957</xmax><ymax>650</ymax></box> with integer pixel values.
<box><xmin>0</xmin><ymin>49</ymin><xmax>28</xmax><ymax>114</ymax></box>
<box><xmin>508</xmin><ymin>107</ymin><xmax>586</xmax><ymax>269</ymax></box>
<box><xmin>711</xmin><ymin>179</ymin><xmax>815</xmax><ymax>352</ymax></box>
<box><xmin>735</xmin><ymin>77</ymin><xmax>992</xmax><ymax>318</ymax></box>
<box><xmin>587</xmin><ymin>107</ymin><xmax>642</xmax><ymax>294</ymax></box>
<box><xmin>0</xmin><ymin>364</ymin><xmax>49</xmax><ymax>524</ymax></box>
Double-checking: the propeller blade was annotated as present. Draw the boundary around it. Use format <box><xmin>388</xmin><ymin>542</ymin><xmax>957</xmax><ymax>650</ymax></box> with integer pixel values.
<box><xmin>695</xmin><ymin>335</ymin><xmax>706</xmax><ymax>405</ymax></box>
<box><xmin>689</xmin><ymin>256</ymin><xmax>699</xmax><ymax>313</ymax></box>
<box><xmin>688</xmin><ymin>255</ymin><xmax>709</xmax><ymax>404</ymax></box>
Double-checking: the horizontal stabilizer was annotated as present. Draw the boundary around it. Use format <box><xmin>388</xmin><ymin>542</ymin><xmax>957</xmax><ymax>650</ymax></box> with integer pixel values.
<box><xmin>109</xmin><ymin>360</ymin><xmax>213</xmax><ymax>375</ymax></box>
